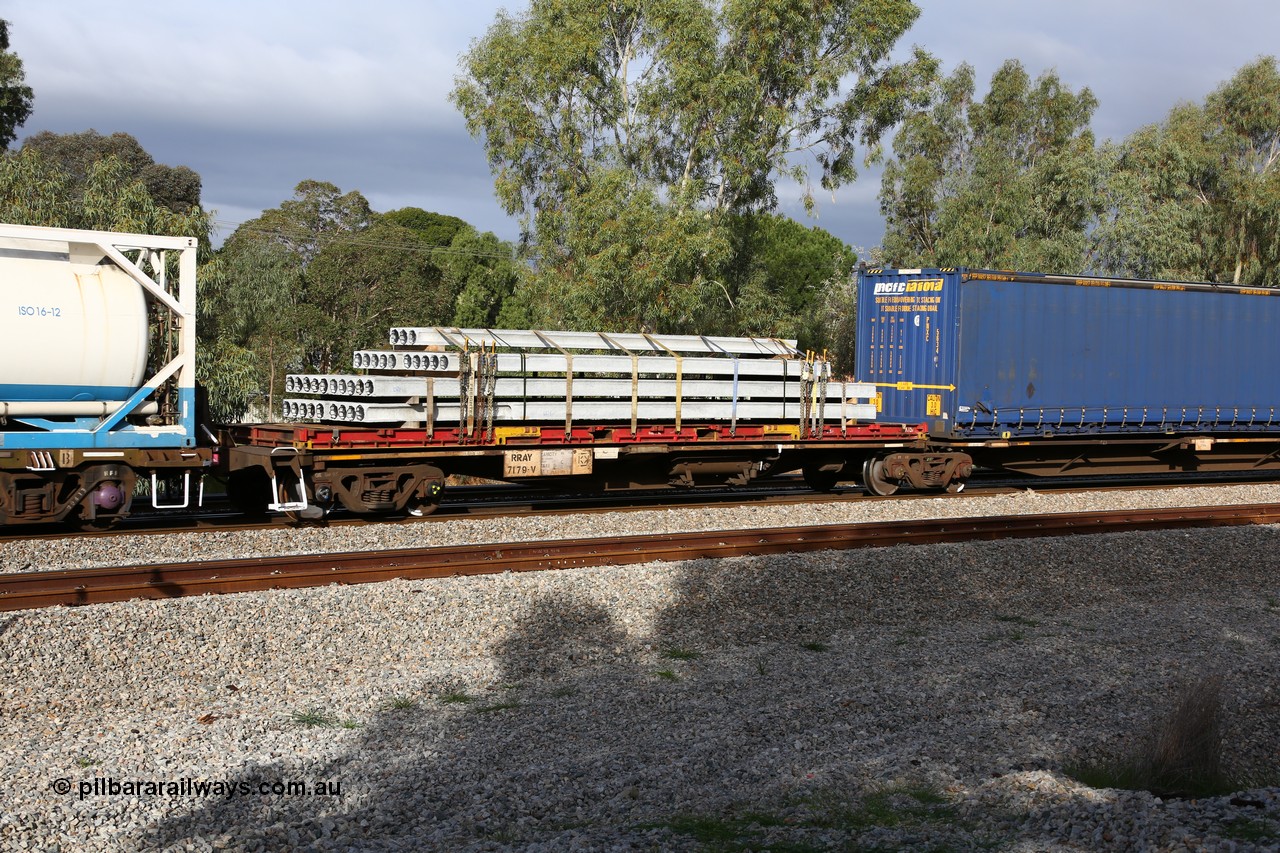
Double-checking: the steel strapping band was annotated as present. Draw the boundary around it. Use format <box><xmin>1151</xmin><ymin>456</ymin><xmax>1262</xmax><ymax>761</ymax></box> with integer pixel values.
<box><xmin>535</xmin><ymin>331</ymin><xmax>573</xmax><ymax>435</ymax></box>
<box><xmin>817</xmin><ymin>355</ymin><xmax>828</xmax><ymax>436</ymax></box>
<box><xmin>519</xmin><ymin>352</ymin><xmax>528</xmax><ymax>422</ymax></box>
<box><xmin>731</xmin><ymin>357</ymin><xmax>740</xmax><ymax>437</ymax></box>
<box><xmin>644</xmin><ymin>333</ymin><xmax>683</xmax><ymax>432</ymax></box>
<box><xmin>600</xmin><ymin>333</ymin><xmax>639</xmax><ymax>436</ymax></box>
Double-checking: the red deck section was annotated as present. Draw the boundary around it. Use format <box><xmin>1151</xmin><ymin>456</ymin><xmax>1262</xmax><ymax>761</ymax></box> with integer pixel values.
<box><xmin>229</xmin><ymin>421</ymin><xmax>927</xmax><ymax>451</ymax></box>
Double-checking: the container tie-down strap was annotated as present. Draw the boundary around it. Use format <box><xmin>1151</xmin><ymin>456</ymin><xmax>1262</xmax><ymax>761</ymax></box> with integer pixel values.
<box><xmin>600</xmin><ymin>333</ymin><xmax>640</xmax><ymax>436</ymax></box>
<box><xmin>644</xmin><ymin>333</ymin><xmax>684</xmax><ymax>432</ymax></box>
<box><xmin>535</xmin><ymin>331</ymin><xmax>574</xmax><ymax>436</ymax></box>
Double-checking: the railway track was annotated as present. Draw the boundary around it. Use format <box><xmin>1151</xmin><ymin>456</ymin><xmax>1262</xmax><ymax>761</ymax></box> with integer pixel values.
<box><xmin>4</xmin><ymin>469</ymin><xmax>1278</xmax><ymax>541</ymax></box>
<box><xmin>2</xmin><ymin>502</ymin><xmax>1277</xmax><ymax>612</ymax></box>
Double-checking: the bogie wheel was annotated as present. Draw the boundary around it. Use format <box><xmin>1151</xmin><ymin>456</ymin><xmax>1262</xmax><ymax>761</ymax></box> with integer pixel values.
<box><xmin>74</xmin><ymin>466</ymin><xmax>137</xmax><ymax>530</ymax></box>
<box><xmin>404</xmin><ymin>497</ymin><xmax>440</xmax><ymax>518</ymax></box>
<box><xmin>77</xmin><ymin>513</ymin><xmax>125</xmax><ymax>531</ymax></box>
<box><xmin>404</xmin><ymin>480</ymin><xmax>445</xmax><ymax>518</ymax></box>
<box><xmin>861</xmin><ymin>458</ymin><xmax>900</xmax><ymax>497</ymax></box>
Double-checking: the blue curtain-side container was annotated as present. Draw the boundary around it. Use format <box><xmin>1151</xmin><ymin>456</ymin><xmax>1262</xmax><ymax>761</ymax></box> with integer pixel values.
<box><xmin>855</xmin><ymin>268</ymin><xmax>1280</xmax><ymax>438</ymax></box>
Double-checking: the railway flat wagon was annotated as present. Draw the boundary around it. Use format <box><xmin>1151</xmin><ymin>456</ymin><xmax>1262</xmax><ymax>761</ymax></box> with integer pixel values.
<box><xmin>856</xmin><ymin>267</ymin><xmax>1280</xmax><ymax>486</ymax></box>
<box><xmin>0</xmin><ymin>223</ymin><xmax>210</xmax><ymax>526</ymax></box>
<box><xmin>222</xmin><ymin>327</ymin><xmax>929</xmax><ymax>517</ymax></box>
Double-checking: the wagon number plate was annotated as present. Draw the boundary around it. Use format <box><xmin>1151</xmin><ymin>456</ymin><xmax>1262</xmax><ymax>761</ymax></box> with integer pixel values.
<box><xmin>503</xmin><ymin>448</ymin><xmax>593</xmax><ymax>478</ymax></box>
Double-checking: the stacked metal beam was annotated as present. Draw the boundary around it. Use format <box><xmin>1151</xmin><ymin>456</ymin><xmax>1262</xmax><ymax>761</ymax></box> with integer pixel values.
<box><xmin>283</xmin><ymin>327</ymin><xmax>877</xmax><ymax>432</ymax></box>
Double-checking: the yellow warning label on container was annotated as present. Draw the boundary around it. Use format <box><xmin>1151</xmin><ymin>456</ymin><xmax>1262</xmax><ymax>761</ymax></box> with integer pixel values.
<box><xmin>874</xmin><ymin>392</ymin><xmax>883</xmax><ymax>413</ymax></box>
<box><xmin>926</xmin><ymin>394</ymin><xmax>942</xmax><ymax>416</ymax></box>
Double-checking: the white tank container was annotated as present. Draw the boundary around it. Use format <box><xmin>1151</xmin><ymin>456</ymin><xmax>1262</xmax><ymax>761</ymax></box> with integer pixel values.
<box><xmin>0</xmin><ymin>237</ymin><xmax>149</xmax><ymax>404</ymax></box>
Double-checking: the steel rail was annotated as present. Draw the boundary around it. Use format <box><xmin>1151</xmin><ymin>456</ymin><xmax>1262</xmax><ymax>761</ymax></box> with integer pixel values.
<box><xmin>7</xmin><ymin>470</ymin><xmax>1279</xmax><ymax>543</ymax></box>
<box><xmin>1</xmin><ymin>503</ymin><xmax>1277</xmax><ymax>612</ymax></box>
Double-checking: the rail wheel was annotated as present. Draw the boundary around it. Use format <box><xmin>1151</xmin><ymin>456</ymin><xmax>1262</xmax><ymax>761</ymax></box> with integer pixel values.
<box><xmin>404</xmin><ymin>478</ymin><xmax>445</xmax><ymax>518</ymax></box>
<box><xmin>404</xmin><ymin>496</ymin><xmax>440</xmax><ymax>518</ymax></box>
<box><xmin>73</xmin><ymin>465</ymin><xmax>137</xmax><ymax>530</ymax></box>
<box><xmin>861</xmin><ymin>458</ymin><xmax>900</xmax><ymax>497</ymax></box>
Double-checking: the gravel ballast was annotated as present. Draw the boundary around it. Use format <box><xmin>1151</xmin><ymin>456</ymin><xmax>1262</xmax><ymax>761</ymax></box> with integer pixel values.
<box><xmin>4</xmin><ymin>482</ymin><xmax>1280</xmax><ymax>573</ymax></box>
<box><xmin>0</xmin><ymin>487</ymin><xmax>1278</xmax><ymax>851</ymax></box>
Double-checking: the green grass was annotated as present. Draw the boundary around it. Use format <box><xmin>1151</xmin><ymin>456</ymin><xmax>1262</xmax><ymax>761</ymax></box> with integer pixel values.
<box><xmin>1066</xmin><ymin>673</ymin><xmax>1274</xmax><ymax>799</ymax></box>
<box><xmin>980</xmin><ymin>630</ymin><xmax>1026</xmax><ymax>642</ymax></box>
<box><xmin>1220</xmin><ymin>817</ymin><xmax>1279</xmax><ymax>843</ymax></box>
<box><xmin>290</xmin><ymin>708</ymin><xmax>339</xmax><ymax>728</ymax></box>
<box><xmin>381</xmin><ymin>695</ymin><xmax>419</xmax><ymax>711</ymax></box>
<box><xmin>994</xmin><ymin>614</ymin><xmax>1040</xmax><ymax>627</ymax></box>
<box><xmin>662</xmin><ymin>647</ymin><xmax>703</xmax><ymax>661</ymax></box>
<box><xmin>895</xmin><ymin>627</ymin><xmax>928</xmax><ymax>646</ymax></box>
<box><xmin>474</xmin><ymin>701</ymin><xmax>521</xmax><ymax>713</ymax></box>
<box><xmin>647</xmin><ymin>814</ymin><xmax>823</xmax><ymax>853</ymax></box>
<box><xmin>800</xmin><ymin>641</ymin><xmax>829</xmax><ymax>652</ymax></box>
<box><xmin>650</xmin><ymin>784</ymin><xmax>956</xmax><ymax>851</ymax></box>
<box><xmin>75</xmin><ymin>756</ymin><xmax>98</xmax><ymax>768</ymax></box>
<box><xmin>803</xmin><ymin>783</ymin><xmax>956</xmax><ymax>832</ymax></box>
<box><xmin>439</xmin><ymin>691</ymin><xmax>473</xmax><ymax>704</ymax></box>
<box><xmin>654</xmin><ymin>669</ymin><xmax>680</xmax><ymax>681</ymax></box>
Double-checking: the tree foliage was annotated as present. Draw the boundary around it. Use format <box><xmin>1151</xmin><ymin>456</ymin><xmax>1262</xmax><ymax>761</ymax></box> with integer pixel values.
<box><xmin>0</xmin><ymin>20</ymin><xmax>32</xmax><ymax>150</ymax></box>
<box><xmin>208</xmin><ymin>185</ymin><xmax>521</xmax><ymax>419</ymax></box>
<box><xmin>880</xmin><ymin>59</ymin><xmax>1104</xmax><ymax>271</ymax></box>
<box><xmin>454</xmin><ymin>0</ymin><xmax>932</xmax><ymax>335</ymax></box>
<box><xmin>723</xmin><ymin>212</ymin><xmax>857</xmax><ymax>349</ymax></box>
<box><xmin>456</xmin><ymin>0</ymin><xmax>931</xmax><ymax>219</ymax></box>
<box><xmin>197</xmin><ymin>241</ymin><xmax>301</xmax><ymax>422</ymax></box>
<box><xmin>1095</xmin><ymin>57</ymin><xmax>1280</xmax><ymax>285</ymax></box>
<box><xmin>22</xmin><ymin>130</ymin><xmax>201</xmax><ymax>213</ymax></box>
<box><xmin>0</xmin><ymin>146</ymin><xmax>208</xmax><ymax>238</ymax></box>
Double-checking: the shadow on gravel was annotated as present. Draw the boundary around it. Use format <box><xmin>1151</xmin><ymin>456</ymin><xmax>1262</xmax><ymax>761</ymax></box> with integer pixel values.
<box><xmin>140</xmin><ymin>532</ymin><xmax>1280</xmax><ymax>850</ymax></box>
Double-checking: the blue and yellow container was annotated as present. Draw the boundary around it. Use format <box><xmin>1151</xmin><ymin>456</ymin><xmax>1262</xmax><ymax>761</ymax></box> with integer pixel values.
<box><xmin>855</xmin><ymin>268</ymin><xmax>1280</xmax><ymax>438</ymax></box>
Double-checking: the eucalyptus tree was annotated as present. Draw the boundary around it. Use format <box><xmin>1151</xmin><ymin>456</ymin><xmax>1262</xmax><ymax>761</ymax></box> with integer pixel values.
<box><xmin>453</xmin><ymin>0</ymin><xmax>934</xmax><ymax>331</ymax></box>
<box><xmin>22</xmin><ymin>130</ymin><xmax>202</xmax><ymax>214</ymax></box>
<box><xmin>217</xmin><ymin>187</ymin><xmax>510</xmax><ymax>415</ymax></box>
<box><xmin>880</xmin><ymin>59</ymin><xmax>1104</xmax><ymax>272</ymax></box>
<box><xmin>0</xmin><ymin>20</ymin><xmax>32</xmax><ymax>150</ymax></box>
<box><xmin>1095</xmin><ymin>57</ymin><xmax>1280</xmax><ymax>285</ymax></box>
<box><xmin>0</xmin><ymin>146</ymin><xmax>208</xmax><ymax>238</ymax></box>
